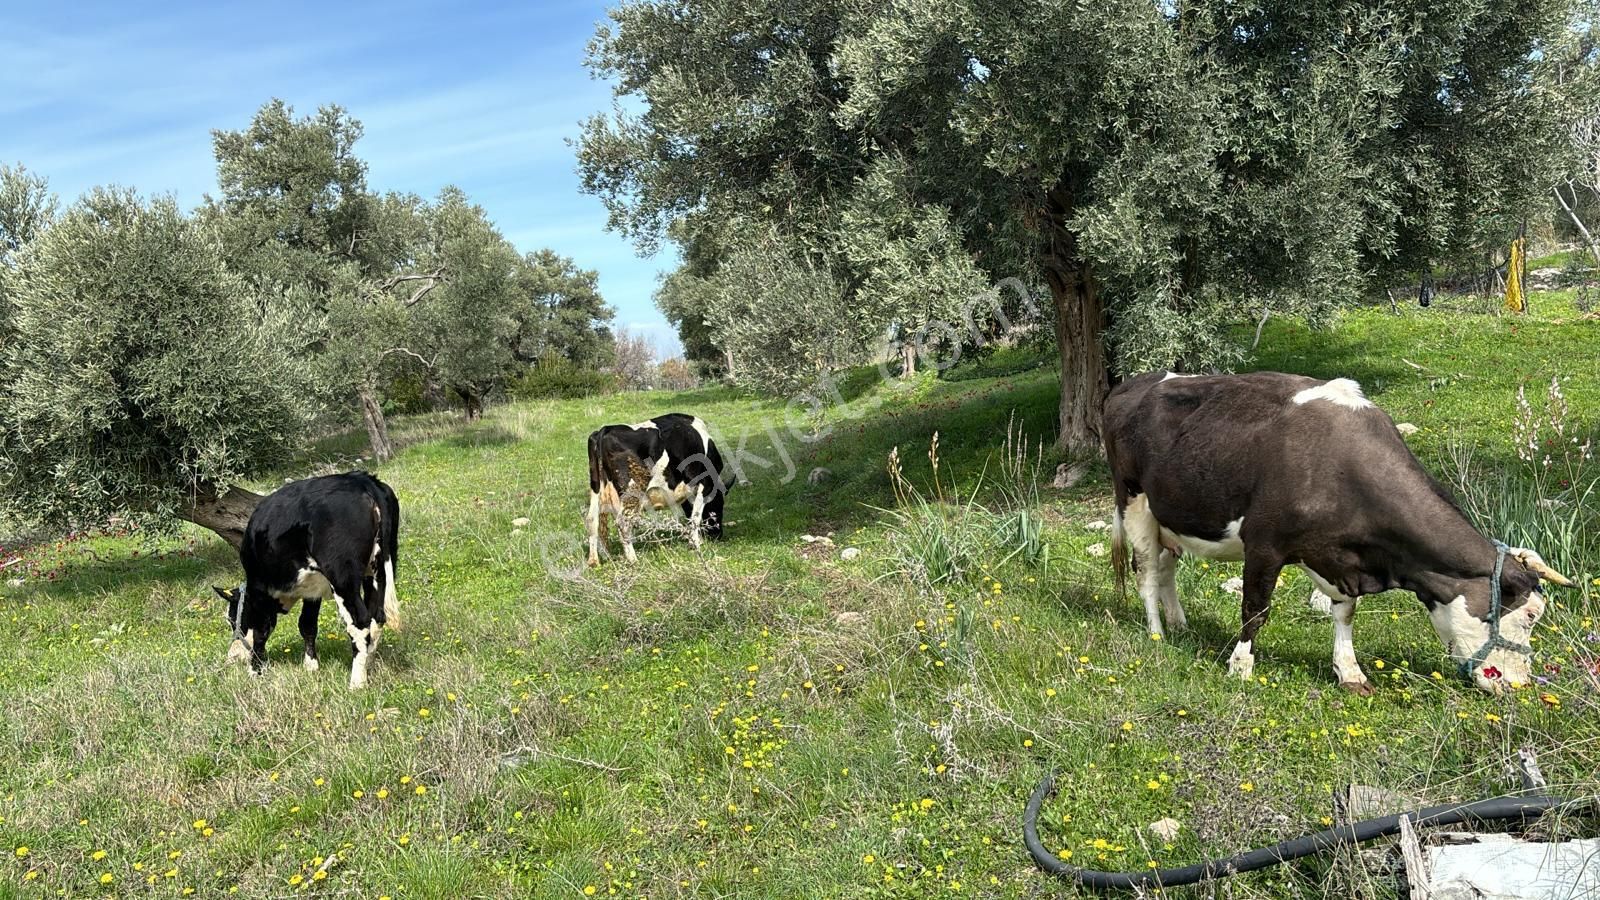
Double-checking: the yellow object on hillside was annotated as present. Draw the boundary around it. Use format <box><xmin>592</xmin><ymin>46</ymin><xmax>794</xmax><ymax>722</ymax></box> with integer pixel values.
<box><xmin>1505</xmin><ymin>236</ymin><xmax>1525</xmax><ymax>313</ymax></box>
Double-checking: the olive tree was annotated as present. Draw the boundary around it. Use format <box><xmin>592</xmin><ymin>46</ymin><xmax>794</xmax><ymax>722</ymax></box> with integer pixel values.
<box><xmin>0</xmin><ymin>189</ymin><xmax>308</xmax><ymax>546</ymax></box>
<box><xmin>582</xmin><ymin>0</ymin><xmax>1581</xmax><ymax>450</ymax></box>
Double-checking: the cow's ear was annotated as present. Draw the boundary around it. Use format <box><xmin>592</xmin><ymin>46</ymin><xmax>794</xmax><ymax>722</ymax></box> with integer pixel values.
<box><xmin>213</xmin><ymin>585</ymin><xmax>238</xmax><ymax>602</ymax></box>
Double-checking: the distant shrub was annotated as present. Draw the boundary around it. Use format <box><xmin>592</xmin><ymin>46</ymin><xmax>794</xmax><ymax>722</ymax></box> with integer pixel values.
<box><xmin>383</xmin><ymin>372</ymin><xmax>436</xmax><ymax>415</ymax></box>
<box><xmin>511</xmin><ymin>353</ymin><xmax>618</xmax><ymax>400</ymax></box>
<box><xmin>657</xmin><ymin>357</ymin><xmax>699</xmax><ymax>391</ymax></box>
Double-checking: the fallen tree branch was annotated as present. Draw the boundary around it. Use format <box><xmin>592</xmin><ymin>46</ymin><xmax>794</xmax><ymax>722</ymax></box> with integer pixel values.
<box><xmin>499</xmin><ymin>745</ymin><xmax>627</xmax><ymax>773</ymax></box>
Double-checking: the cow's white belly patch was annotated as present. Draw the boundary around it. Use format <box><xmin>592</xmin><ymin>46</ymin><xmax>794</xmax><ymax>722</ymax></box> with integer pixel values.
<box><xmin>1158</xmin><ymin>517</ymin><xmax>1245</xmax><ymax>561</ymax></box>
<box><xmin>271</xmin><ymin>567</ymin><xmax>333</xmax><ymax>602</ymax></box>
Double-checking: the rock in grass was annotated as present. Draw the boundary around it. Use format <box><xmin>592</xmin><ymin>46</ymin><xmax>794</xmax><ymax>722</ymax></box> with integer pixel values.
<box><xmin>834</xmin><ymin>611</ymin><xmax>867</xmax><ymax>628</ymax></box>
<box><xmin>512</xmin><ymin>517</ymin><xmax>531</xmax><ymax>528</ymax></box>
<box><xmin>1149</xmin><ymin>818</ymin><xmax>1182</xmax><ymax>842</ymax></box>
<box><xmin>1396</xmin><ymin>422</ymin><xmax>1420</xmax><ymax>436</ymax></box>
<box><xmin>808</xmin><ymin>467</ymin><xmax>831</xmax><ymax>485</ymax></box>
<box><xmin>841</xmin><ymin>547</ymin><xmax>861</xmax><ymax>561</ymax></box>
<box><xmin>1086</xmin><ymin>542</ymin><xmax>1107</xmax><ymax>558</ymax></box>
<box><xmin>1052</xmin><ymin>462</ymin><xmax>1090</xmax><ymax>490</ymax></box>
<box><xmin>1085</xmin><ymin>519</ymin><xmax>1110</xmax><ymax>531</ymax></box>
<box><xmin>1222</xmin><ymin>576</ymin><xmax>1244</xmax><ymax>596</ymax></box>
<box><xmin>1307</xmin><ymin>589</ymin><xmax>1334</xmax><ymax>614</ymax></box>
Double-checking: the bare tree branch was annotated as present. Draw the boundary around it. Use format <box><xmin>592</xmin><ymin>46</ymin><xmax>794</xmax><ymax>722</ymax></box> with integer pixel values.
<box><xmin>378</xmin><ymin>346</ymin><xmax>436</xmax><ymax>369</ymax></box>
<box><xmin>366</xmin><ymin>268</ymin><xmax>447</xmax><ymax>306</ymax></box>
<box><xmin>1553</xmin><ymin>182</ymin><xmax>1600</xmax><ymax>265</ymax></box>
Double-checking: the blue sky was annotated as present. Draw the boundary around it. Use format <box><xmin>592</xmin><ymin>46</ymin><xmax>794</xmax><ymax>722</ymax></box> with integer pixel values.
<box><xmin>1</xmin><ymin>0</ymin><xmax>682</xmax><ymax>355</ymax></box>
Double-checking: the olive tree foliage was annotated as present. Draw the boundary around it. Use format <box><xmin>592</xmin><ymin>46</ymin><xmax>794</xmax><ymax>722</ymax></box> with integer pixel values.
<box><xmin>581</xmin><ymin>0</ymin><xmax>1583</xmax><ymax>450</ymax></box>
<box><xmin>511</xmin><ymin>249</ymin><xmax>614</xmax><ymax>371</ymax></box>
<box><xmin>0</xmin><ymin>190</ymin><xmax>308</xmax><ymax>546</ymax></box>
<box><xmin>412</xmin><ymin>188</ymin><xmax>522</xmax><ymax>420</ymax></box>
<box><xmin>0</xmin><ymin>164</ymin><xmax>56</xmax><ymax>349</ymax></box>
<box><xmin>704</xmin><ymin>229</ymin><xmax>861</xmax><ymax>395</ymax></box>
<box><xmin>206</xmin><ymin>101</ymin><xmax>445</xmax><ymax>459</ymax></box>
<box><xmin>1549</xmin><ymin>18</ymin><xmax>1600</xmax><ymax>263</ymax></box>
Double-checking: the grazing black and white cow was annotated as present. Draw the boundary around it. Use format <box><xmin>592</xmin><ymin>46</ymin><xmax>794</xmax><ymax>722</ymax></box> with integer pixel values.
<box><xmin>586</xmin><ymin>412</ymin><xmax>729</xmax><ymax>566</ymax></box>
<box><xmin>1103</xmin><ymin>371</ymin><xmax>1571</xmax><ymax>695</ymax></box>
<box><xmin>213</xmin><ymin>471</ymin><xmax>401</xmax><ymax>689</ymax></box>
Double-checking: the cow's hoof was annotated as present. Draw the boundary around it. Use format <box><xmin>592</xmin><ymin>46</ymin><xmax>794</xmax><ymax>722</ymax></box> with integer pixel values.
<box><xmin>1227</xmin><ymin>646</ymin><xmax>1255</xmax><ymax>681</ymax></box>
<box><xmin>303</xmin><ymin>657</ymin><xmax>319</xmax><ymax>672</ymax></box>
<box><xmin>586</xmin><ymin>557</ymin><xmax>600</xmax><ymax>568</ymax></box>
<box><xmin>226</xmin><ymin>639</ymin><xmax>251</xmax><ymax>664</ymax></box>
<box><xmin>1339</xmin><ymin>680</ymin><xmax>1375</xmax><ymax>697</ymax></box>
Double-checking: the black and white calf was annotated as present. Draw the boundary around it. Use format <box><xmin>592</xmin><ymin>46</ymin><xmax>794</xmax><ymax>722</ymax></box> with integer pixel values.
<box><xmin>214</xmin><ymin>471</ymin><xmax>401</xmax><ymax>689</ymax></box>
<box><xmin>585</xmin><ymin>413</ymin><xmax>729</xmax><ymax>566</ymax></box>
<box><xmin>1103</xmin><ymin>371</ymin><xmax>1571</xmax><ymax>695</ymax></box>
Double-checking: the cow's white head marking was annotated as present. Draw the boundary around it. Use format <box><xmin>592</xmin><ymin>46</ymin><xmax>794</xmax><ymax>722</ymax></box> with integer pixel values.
<box><xmin>1433</xmin><ymin>592</ymin><xmax>1544</xmax><ymax>694</ymax></box>
<box><xmin>1291</xmin><ymin>378</ymin><xmax>1373</xmax><ymax>410</ymax></box>
<box><xmin>1430</xmin><ymin>545</ymin><xmax>1567</xmax><ymax>694</ymax></box>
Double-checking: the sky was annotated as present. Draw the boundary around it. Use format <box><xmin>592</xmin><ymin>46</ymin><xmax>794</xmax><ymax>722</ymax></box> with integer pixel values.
<box><xmin>0</xmin><ymin>0</ymin><xmax>683</xmax><ymax>356</ymax></box>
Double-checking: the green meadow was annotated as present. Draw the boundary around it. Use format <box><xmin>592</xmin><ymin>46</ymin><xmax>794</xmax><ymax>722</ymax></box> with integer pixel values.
<box><xmin>1</xmin><ymin>295</ymin><xmax>1597</xmax><ymax>898</ymax></box>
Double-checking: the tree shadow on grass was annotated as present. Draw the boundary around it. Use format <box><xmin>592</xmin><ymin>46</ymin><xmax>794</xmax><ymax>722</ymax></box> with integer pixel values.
<box><xmin>724</xmin><ymin>371</ymin><xmax>1065</xmax><ymax>540</ymax></box>
<box><xmin>440</xmin><ymin>425</ymin><xmax>520</xmax><ymax>451</ymax></box>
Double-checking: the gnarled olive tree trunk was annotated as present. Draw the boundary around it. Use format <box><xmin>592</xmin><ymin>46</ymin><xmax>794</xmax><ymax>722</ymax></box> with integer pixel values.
<box><xmin>179</xmin><ymin>484</ymin><xmax>264</xmax><ymax>549</ymax></box>
<box><xmin>359</xmin><ymin>379</ymin><xmax>394</xmax><ymax>462</ymax></box>
<box><xmin>1042</xmin><ymin>183</ymin><xmax>1111</xmax><ymax>454</ymax></box>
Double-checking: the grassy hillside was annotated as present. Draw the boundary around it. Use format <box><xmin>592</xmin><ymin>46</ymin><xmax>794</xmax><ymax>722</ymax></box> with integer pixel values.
<box><xmin>0</xmin><ymin>297</ymin><xmax>1596</xmax><ymax>898</ymax></box>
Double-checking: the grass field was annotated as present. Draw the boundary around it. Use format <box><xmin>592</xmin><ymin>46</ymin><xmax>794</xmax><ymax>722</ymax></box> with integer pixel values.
<box><xmin>1</xmin><ymin>294</ymin><xmax>1597</xmax><ymax>898</ymax></box>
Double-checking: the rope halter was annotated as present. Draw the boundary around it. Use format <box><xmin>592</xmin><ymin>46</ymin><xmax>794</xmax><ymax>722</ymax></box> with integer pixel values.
<box><xmin>1458</xmin><ymin>540</ymin><xmax>1532</xmax><ymax>680</ymax></box>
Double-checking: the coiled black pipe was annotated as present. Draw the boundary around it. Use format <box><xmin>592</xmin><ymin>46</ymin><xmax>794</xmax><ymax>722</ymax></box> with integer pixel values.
<box><xmin>1024</xmin><ymin>770</ymin><xmax>1572</xmax><ymax>891</ymax></box>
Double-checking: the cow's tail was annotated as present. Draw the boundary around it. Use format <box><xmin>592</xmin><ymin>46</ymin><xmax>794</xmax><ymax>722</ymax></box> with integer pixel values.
<box><xmin>587</xmin><ymin>431</ymin><xmax>605</xmax><ymax>494</ymax></box>
<box><xmin>1110</xmin><ymin>506</ymin><xmax>1129</xmax><ymax>600</ymax></box>
<box><xmin>371</xmin><ymin>477</ymin><xmax>402</xmax><ymax>631</ymax></box>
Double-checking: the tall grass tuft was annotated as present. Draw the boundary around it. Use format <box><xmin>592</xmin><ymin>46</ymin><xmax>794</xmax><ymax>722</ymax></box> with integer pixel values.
<box><xmin>877</xmin><ymin>417</ymin><xmax>1050</xmax><ymax>590</ymax></box>
<box><xmin>1443</xmin><ymin>376</ymin><xmax>1597</xmax><ymax>582</ymax></box>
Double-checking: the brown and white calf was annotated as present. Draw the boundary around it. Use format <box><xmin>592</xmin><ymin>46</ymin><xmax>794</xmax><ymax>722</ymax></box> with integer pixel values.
<box><xmin>1103</xmin><ymin>371</ymin><xmax>1571</xmax><ymax>695</ymax></box>
<box><xmin>585</xmin><ymin>413</ymin><xmax>729</xmax><ymax>566</ymax></box>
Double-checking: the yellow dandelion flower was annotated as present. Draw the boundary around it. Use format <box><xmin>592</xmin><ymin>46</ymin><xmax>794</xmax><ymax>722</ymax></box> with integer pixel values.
<box><xmin>862</xmin><ymin>854</ymin><xmax>875</xmax><ymax>864</ymax></box>
<box><xmin>584</xmin><ymin>886</ymin><xmax>598</xmax><ymax>896</ymax></box>
<box><xmin>15</xmin><ymin>846</ymin><xmax>29</xmax><ymax>858</ymax></box>
<box><xmin>1121</xmin><ymin>721</ymin><xmax>1134</xmax><ymax>732</ymax></box>
<box><xmin>312</xmin><ymin>870</ymin><xmax>327</xmax><ymax>881</ymax></box>
<box><xmin>99</xmin><ymin>873</ymin><xmax>114</xmax><ymax>884</ymax></box>
<box><xmin>92</xmin><ymin>849</ymin><xmax>107</xmax><ymax>860</ymax></box>
<box><xmin>414</xmin><ymin>785</ymin><xmax>427</xmax><ymax>795</ymax></box>
<box><xmin>376</xmin><ymin>788</ymin><xmax>389</xmax><ymax>799</ymax></box>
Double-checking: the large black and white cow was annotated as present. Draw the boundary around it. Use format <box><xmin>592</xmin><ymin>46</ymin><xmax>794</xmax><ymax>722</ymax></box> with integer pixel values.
<box><xmin>586</xmin><ymin>412</ymin><xmax>729</xmax><ymax>566</ymax></box>
<box><xmin>1103</xmin><ymin>371</ymin><xmax>1572</xmax><ymax>695</ymax></box>
<box><xmin>213</xmin><ymin>471</ymin><xmax>401</xmax><ymax>689</ymax></box>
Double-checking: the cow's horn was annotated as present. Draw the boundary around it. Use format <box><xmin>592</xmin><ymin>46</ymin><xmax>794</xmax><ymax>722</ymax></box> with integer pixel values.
<box><xmin>1509</xmin><ymin>548</ymin><xmax>1574</xmax><ymax>587</ymax></box>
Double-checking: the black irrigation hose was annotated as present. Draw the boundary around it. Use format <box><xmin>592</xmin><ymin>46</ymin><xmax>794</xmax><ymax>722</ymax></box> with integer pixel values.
<box><xmin>1023</xmin><ymin>770</ymin><xmax>1573</xmax><ymax>891</ymax></box>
